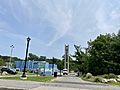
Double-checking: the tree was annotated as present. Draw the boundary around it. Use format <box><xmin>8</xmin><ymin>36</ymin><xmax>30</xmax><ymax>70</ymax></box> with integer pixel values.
<box><xmin>28</xmin><ymin>53</ymin><xmax>39</xmax><ymax>61</ymax></box>
<box><xmin>73</xmin><ymin>45</ymin><xmax>88</xmax><ymax>73</ymax></box>
<box><xmin>87</xmin><ymin>33</ymin><xmax>120</xmax><ymax>75</ymax></box>
<box><xmin>0</xmin><ymin>58</ymin><xmax>4</xmax><ymax>66</ymax></box>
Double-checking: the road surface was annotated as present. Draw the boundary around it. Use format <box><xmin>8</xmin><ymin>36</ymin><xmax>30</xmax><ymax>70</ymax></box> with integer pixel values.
<box><xmin>50</xmin><ymin>75</ymin><xmax>120</xmax><ymax>90</ymax></box>
<box><xmin>0</xmin><ymin>75</ymin><xmax>120</xmax><ymax>90</ymax></box>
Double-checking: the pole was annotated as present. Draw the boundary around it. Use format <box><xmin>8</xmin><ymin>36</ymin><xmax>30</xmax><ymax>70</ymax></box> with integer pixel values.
<box><xmin>21</xmin><ymin>37</ymin><xmax>31</xmax><ymax>78</ymax></box>
<box><xmin>66</xmin><ymin>45</ymin><xmax>69</xmax><ymax>73</ymax></box>
<box><xmin>52</xmin><ymin>57</ymin><xmax>54</xmax><ymax>75</ymax></box>
<box><xmin>32</xmin><ymin>60</ymin><xmax>34</xmax><ymax>71</ymax></box>
<box><xmin>44</xmin><ymin>62</ymin><xmax>46</xmax><ymax>74</ymax></box>
<box><xmin>9</xmin><ymin>45</ymin><xmax>14</xmax><ymax>68</ymax></box>
<box><xmin>64</xmin><ymin>45</ymin><xmax>66</xmax><ymax>69</ymax></box>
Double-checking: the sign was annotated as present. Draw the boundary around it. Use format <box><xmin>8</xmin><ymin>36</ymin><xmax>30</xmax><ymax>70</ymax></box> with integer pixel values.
<box><xmin>39</xmin><ymin>63</ymin><xmax>45</xmax><ymax>68</ymax></box>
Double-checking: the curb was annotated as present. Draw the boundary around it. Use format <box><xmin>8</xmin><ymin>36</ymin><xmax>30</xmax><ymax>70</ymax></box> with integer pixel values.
<box><xmin>0</xmin><ymin>86</ymin><xmax>25</xmax><ymax>90</ymax></box>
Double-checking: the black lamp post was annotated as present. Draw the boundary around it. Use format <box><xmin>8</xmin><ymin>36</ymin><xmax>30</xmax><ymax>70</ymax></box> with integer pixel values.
<box><xmin>21</xmin><ymin>37</ymin><xmax>31</xmax><ymax>78</ymax></box>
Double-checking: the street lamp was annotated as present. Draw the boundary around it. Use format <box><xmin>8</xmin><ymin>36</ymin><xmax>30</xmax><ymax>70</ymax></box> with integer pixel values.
<box><xmin>9</xmin><ymin>45</ymin><xmax>14</xmax><ymax>68</ymax></box>
<box><xmin>21</xmin><ymin>37</ymin><xmax>31</xmax><ymax>78</ymax></box>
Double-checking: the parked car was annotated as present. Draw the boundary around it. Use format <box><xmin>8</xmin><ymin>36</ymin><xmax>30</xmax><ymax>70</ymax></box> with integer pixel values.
<box><xmin>1</xmin><ymin>68</ymin><xmax>17</xmax><ymax>75</ymax></box>
<box><xmin>63</xmin><ymin>69</ymin><xmax>68</xmax><ymax>75</ymax></box>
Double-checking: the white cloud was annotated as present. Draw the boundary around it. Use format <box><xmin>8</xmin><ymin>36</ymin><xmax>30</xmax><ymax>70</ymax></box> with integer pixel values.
<box><xmin>33</xmin><ymin>0</ymin><xmax>73</xmax><ymax>46</ymax></box>
<box><xmin>95</xmin><ymin>1</ymin><xmax>120</xmax><ymax>34</ymax></box>
<box><xmin>1</xmin><ymin>0</ymin><xmax>120</xmax><ymax>58</ymax></box>
<box><xmin>95</xmin><ymin>7</ymin><xmax>112</xmax><ymax>33</ymax></box>
<box><xmin>110</xmin><ymin>10</ymin><xmax>120</xmax><ymax>20</ymax></box>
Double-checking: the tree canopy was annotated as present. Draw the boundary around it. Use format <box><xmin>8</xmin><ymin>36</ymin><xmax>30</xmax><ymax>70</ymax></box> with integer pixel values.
<box><xmin>73</xmin><ymin>31</ymin><xmax>120</xmax><ymax>75</ymax></box>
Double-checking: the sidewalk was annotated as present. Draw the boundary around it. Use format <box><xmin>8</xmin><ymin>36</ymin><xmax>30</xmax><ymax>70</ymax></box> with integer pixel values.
<box><xmin>32</xmin><ymin>86</ymin><xmax>89</xmax><ymax>90</ymax></box>
<box><xmin>0</xmin><ymin>77</ymin><xmax>63</xmax><ymax>90</ymax></box>
<box><xmin>30</xmin><ymin>76</ymin><xmax>89</xmax><ymax>90</ymax></box>
<box><xmin>50</xmin><ymin>76</ymin><xmax>63</xmax><ymax>82</ymax></box>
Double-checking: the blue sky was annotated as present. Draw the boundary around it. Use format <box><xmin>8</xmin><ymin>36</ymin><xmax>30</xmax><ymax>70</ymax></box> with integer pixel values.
<box><xmin>0</xmin><ymin>0</ymin><xmax>120</xmax><ymax>59</ymax></box>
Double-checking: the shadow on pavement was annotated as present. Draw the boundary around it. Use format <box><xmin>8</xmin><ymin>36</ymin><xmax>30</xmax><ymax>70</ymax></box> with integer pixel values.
<box><xmin>52</xmin><ymin>81</ymin><xmax>108</xmax><ymax>86</ymax></box>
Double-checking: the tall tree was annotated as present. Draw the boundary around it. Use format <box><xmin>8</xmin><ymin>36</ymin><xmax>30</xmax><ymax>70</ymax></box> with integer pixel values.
<box><xmin>73</xmin><ymin>45</ymin><xmax>88</xmax><ymax>73</ymax></box>
<box><xmin>88</xmin><ymin>33</ymin><xmax>120</xmax><ymax>75</ymax></box>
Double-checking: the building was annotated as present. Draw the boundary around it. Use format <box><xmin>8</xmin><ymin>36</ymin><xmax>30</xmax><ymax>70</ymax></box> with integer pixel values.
<box><xmin>15</xmin><ymin>60</ymin><xmax>58</xmax><ymax>75</ymax></box>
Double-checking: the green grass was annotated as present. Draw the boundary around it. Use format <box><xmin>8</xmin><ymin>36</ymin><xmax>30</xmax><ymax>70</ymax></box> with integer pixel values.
<box><xmin>17</xmin><ymin>72</ymin><xmax>35</xmax><ymax>75</ymax></box>
<box><xmin>0</xmin><ymin>76</ymin><xmax>54</xmax><ymax>82</ymax></box>
<box><xmin>107</xmin><ymin>82</ymin><xmax>120</xmax><ymax>86</ymax></box>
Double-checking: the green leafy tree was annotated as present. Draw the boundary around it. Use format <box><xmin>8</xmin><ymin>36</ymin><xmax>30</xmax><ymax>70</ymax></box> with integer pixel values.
<box><xmin>28</xmin><ymin>53</ymin><xmax>39</xmax><ymax>61</ymax></box>
<box><xmin>73</xmin><ymin>45</ymin><xmax>88</xmax><ymax>73</ymax></box>
<box><xmin>0</xmin><ymin>58</ymin><xmax>4</xmax><ymax>66</ymax></box>
<box><xmin>87</xmin><ymin>33</ymin><xmax>120</xmax><ymax>75</ymax></box>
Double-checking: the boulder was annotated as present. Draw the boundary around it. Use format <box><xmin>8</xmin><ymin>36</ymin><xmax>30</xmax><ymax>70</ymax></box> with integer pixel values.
<box><xmin>108</xmin><ymin>79</ymin><xmax>117</xmax><ymax>83</ymax></box>
<box><xmin>116</xmin><ymin>79</ymin><xmax>120</xmax><ymax>82</ymax></box>
<box><xmin>101</xmin><ymin>79</ymin><xmax>108</xmax><ymax>83</ymax></box>
<box><xmin>117</xmin><ymin>75</ymin><xmax>120</xmax><ymax>78</ymax></box>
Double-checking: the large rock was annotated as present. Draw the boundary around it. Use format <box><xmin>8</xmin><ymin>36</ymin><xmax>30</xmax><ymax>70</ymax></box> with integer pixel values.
<box><xmin>108</xmin><ymin>79</ymin><xmax>117</xmax><ymax>83</ymax></box>
<box><xmin>116</xmin><ymin>79</ymin><xmax>120</xmax><ymax>82</ymax></box>
<box><xmin>101</xmin><ymin>79</ymin><xmax>108</xmax><ymax>83</ymax></box>
<box><xmin>85</xmin><ymin>73</ymin><xmax>93</xmax><ymax>79</ymax></box>
<box><xmin>2</xmin><ymin>71</ymin><xmax>8</xmax><ymax>75</ymax></box>
<box><xmin>117</xmin><ymin>75</ymin><xmax>120</xmax><ymax>78</ymax></box>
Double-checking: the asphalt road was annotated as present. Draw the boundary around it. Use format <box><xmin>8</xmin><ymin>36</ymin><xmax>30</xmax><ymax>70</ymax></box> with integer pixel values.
<box><xmin>0</xmin><ymin>75</ymin><xmax>120</xmax><ymax>90</ymax></box>
<box><xmin>51</xmin><ymin>75</ymin><xmax>120</xmax><ymax>90</ymax></box>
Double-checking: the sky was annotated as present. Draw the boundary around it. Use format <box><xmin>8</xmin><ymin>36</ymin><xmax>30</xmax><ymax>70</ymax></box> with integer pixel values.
<box><xmin>0</xmin><ymin>0</ymin><xmax>120</xmax><ymax>59</ymax></box>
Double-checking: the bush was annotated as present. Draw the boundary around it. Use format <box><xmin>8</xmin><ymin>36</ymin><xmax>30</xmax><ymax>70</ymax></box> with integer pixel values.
<box><xmin>85</xmin><ymin>73</ymin><xmax>93</xmax><ymax>79</ymax></box>
<box><xmin>102</xmin><ymin>74</ymin><xmax>109</xmax><ymax>79</ymax></box>
<box><xmin>82</xmin><ymin>74</ymin><xmax>86</xmax><ymax>78</ymax></box>
<box><xmin>102</xmin><ymin>73</ymin><xmax>116</xmax><ymax>79</ymax></box>
<box><xmin>109</xmin><ymin>73</ymin><xmax>116</xmax><ymax>78</ymax></box>
<box><xmin>94</xmin><ymin>77</ymin><xmax>102</xmax><ymax>82</ymax></box>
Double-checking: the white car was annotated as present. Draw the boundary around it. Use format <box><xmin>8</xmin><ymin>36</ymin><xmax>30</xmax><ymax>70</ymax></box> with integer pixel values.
<box><xmin>63</xmin><ymin>69</ymin><xmax>68</xmax><ymax>75</ymax></box>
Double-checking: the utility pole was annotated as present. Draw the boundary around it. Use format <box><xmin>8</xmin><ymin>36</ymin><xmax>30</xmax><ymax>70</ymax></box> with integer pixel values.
<box><xmin>9</xmin><ymin>45</ymin><xmax>14</xmax><ymax>68</ymax></box>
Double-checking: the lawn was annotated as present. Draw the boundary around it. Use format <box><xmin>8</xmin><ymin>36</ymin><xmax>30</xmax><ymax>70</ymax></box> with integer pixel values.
<box><xmin>107</xmin><ymin>82</ymin><xmax>120</xmax><ymax>86</ymax></box>
<box><xmin>17</xmin><ymin>72</ymin><xmax>35</xmax><ymax>75</ymax></box>
<box><xmin>0</xmin><ymin>76</ymin><xmax>54</xmax><ymax>82</ymax></box>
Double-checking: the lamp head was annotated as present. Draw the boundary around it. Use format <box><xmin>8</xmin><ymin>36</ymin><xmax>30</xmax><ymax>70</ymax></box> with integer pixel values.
<box><xmin>27</xmin><ymin>37</ymin><xmax>31</xmax><ymax>41</ymax></box>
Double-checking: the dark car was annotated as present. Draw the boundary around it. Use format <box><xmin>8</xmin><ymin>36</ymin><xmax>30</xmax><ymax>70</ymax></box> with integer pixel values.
<box><xmin>1</xmin><ymin>68</ymin><xmax>17</xmax><ymax>75</ymax></box>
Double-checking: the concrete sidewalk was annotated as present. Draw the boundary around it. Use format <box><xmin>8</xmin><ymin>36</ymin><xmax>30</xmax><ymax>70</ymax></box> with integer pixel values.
<box><xmin>0</xmin><ymin>77</ymin><xmax>63</xmax><ymax>90</ymax></box>
<box><xmin>32</xmin><ymin>86</ymin><xmax>89</xmax><ymax>90</ymax></box>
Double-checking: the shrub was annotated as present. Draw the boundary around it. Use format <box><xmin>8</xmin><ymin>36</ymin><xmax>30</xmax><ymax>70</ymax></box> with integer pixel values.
<box><xmin>102</xmin><ymin>74</ymin><xmax>109</xmax><ymax>79</ymax></box>
<box><xmin>85</xmin><ymin>73</ymin><xmax>93</xmax><ymax>79</ymax></box>
<box><xmin>82</xmin><ymin>74</ymin><xmax>86</xmax><ymax>78</ymax></box>
<box><xmin>94</xmin><ymin>77</ymin><xmax>102</xmax><ymax>82</ymax></box>
<box><xmin>109</xmin><ymin>73</ymin><xmax>116</xmax><ymax>78</ymax></box>
<box><xmin>102</xmin><ymin>73</ymin><xmax>116</xmax><ymax>79</ymax></box>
